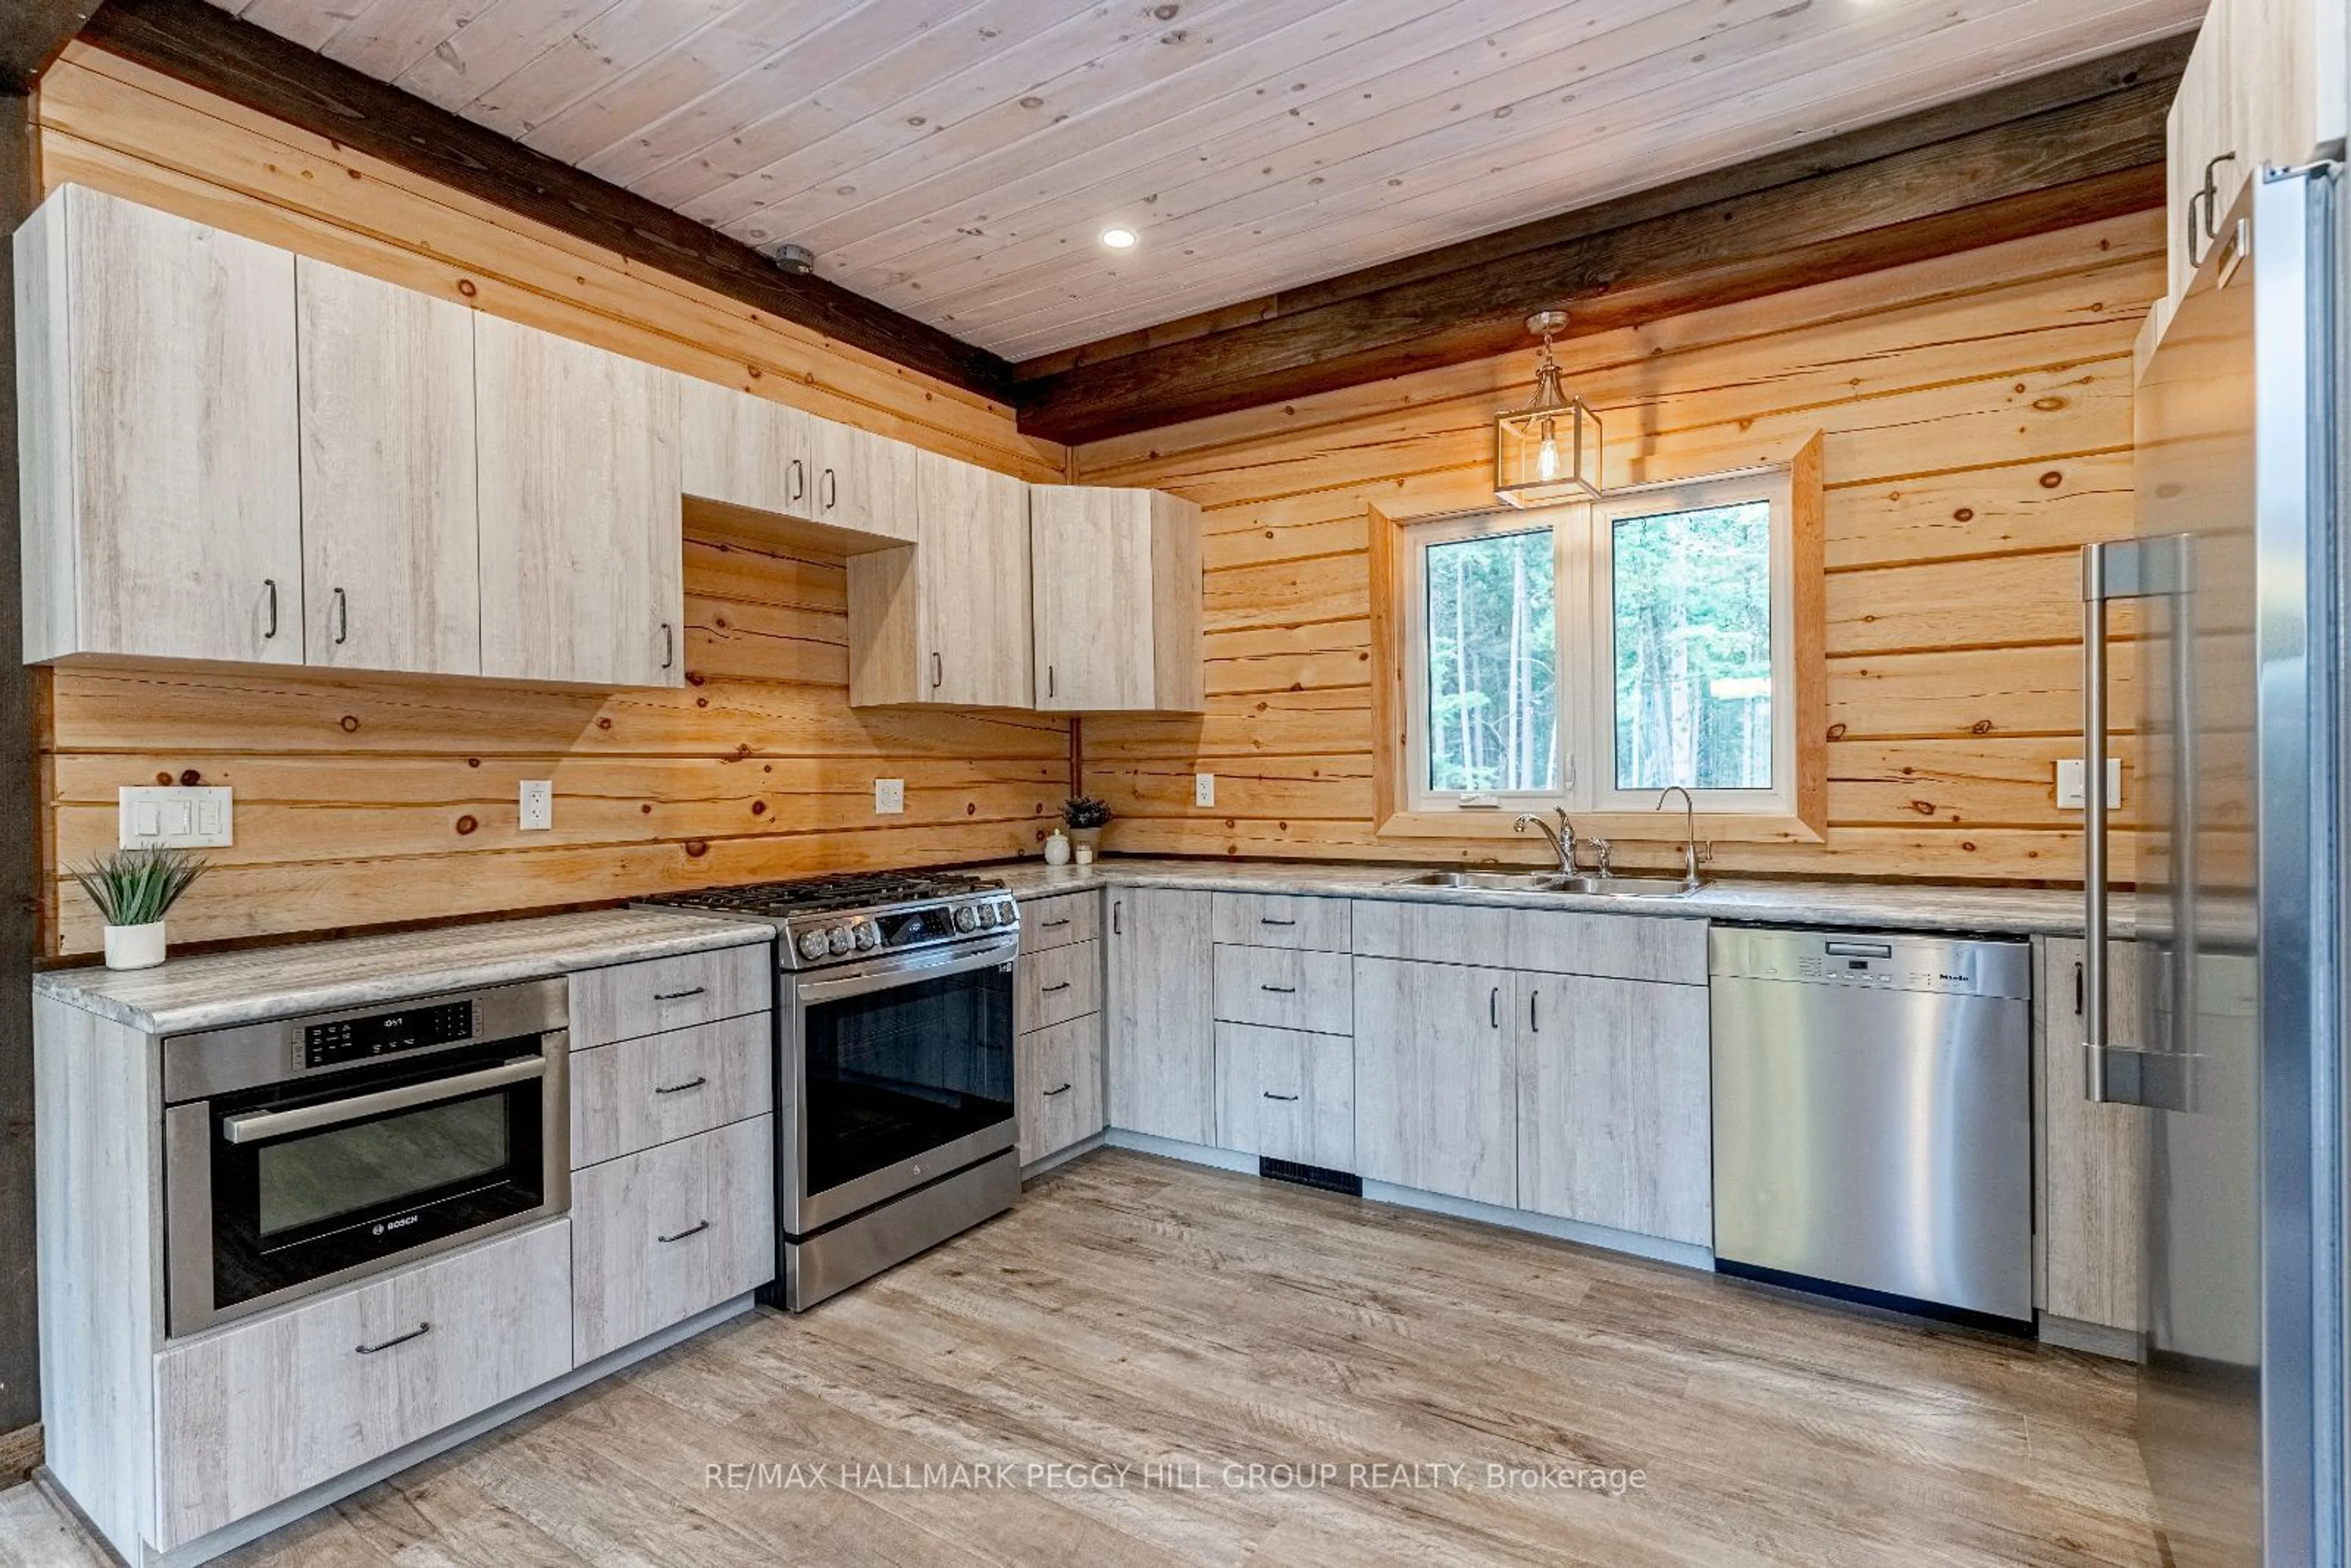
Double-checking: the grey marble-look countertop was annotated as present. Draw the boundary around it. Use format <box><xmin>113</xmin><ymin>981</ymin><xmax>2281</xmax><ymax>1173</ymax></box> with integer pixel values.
<box><xmin>34</xmin><ymin>909</ymin><xmax>777</xmax><ymax>1037</ymax></box>
<box><xmin>986</xmin><ymin>856</ymin><xmax>2096</xmax><ymax>937</ymax></box>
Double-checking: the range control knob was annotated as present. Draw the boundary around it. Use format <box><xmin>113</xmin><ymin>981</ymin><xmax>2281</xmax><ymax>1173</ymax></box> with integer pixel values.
<box><xmin>997</xmin><ymin>899</ymin><xmax>1018</xmax><ymax>925</ymax></box>
<box><xmin>826</xmin><ymin>924</ymin><xmax>854</xmax><ymax>955</ymax></box>
<box><xmin>853</xmin><ymin>923</ymin><xmax>879</xmax><ymax>950</ymax></box>
<box><xmin>953</xmin><ymin>904</ymin><xmax>980</xmax><ymax>932</ymax></box>
<box><xmin>796</xmin><ymin>929</ymin><xmax>828</xmax><ymax>961</ymax></box>
<box><xmin>978</xmin><ymin>903</ymin><xmax>1000</xmax><ymax>928</ymax></box>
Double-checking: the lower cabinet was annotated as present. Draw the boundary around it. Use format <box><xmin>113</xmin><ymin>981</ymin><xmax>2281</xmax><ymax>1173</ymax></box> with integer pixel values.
<box><xmin>571</xmin><ymin>1114</ymin><xmax>774</xmax><ymax>1365</ymax></box>
<box><xmin>1018</xmin><ymin>1013</ymin><xmax>1106</xmax><ymax>1165</ymax></box>
<box><xmin>1106</xmin><ymin>888</ymin><xmax>1217</xmax><ymax>1144</ymax></box>
<box><xmin>1213</xmin><ymin>1022</ymin><xmax>1351</xmax><ymax>1171</ymax></box>
<box><xmin>1352</xmin><ymin>956</ymin><xmax>1518</xmax><ymax>1207</ymax></box>
<box><xmin>1515</xmin><ymin>972</ymin><xmax>1712</xmax><ymax>1245</ymax></box>
<box><xmin>2038</xmin><ymin>936</ymin><xmax>2148</xmax><ymax>1331</ymax></box>
<box><xmin>151</xmin><ymin>1218</ymin><xmax>572</xmax><ymax>1551</ymax></box>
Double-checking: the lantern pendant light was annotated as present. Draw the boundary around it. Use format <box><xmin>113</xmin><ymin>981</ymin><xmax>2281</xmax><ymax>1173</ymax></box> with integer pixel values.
<box><xmin>1494</xmin><ymin>310</ymin><xmax>1602</xmax><ymax>507</ymax></box>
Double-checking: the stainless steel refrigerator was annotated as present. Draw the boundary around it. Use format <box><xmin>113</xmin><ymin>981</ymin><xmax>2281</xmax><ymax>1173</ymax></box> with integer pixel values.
<box><xmin>2088</xmin><ymin>162</ymin><xmax>2346</xmax><ymax>1565</ymax></box>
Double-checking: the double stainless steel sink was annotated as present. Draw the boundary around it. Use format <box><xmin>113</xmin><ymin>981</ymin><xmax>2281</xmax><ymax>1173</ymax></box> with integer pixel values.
<box><xmin>1387</xmin><ymin>869</ymin><xmax>1701</xmax><ymax>900</ymax></box>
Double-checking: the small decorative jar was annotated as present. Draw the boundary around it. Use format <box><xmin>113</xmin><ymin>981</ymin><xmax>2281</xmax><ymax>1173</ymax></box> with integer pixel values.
<box><xmin>1043</xmin><ymin>829</ymin><xmax>1073</xmax><ymax>866</ymax></box>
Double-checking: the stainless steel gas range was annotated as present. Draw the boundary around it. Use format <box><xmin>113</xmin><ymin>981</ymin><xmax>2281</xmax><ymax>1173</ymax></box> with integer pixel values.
<box><xmin>639</xmin><ymin>872</ymin><xmax>1020</xmax><ymax>1310</ymax></box>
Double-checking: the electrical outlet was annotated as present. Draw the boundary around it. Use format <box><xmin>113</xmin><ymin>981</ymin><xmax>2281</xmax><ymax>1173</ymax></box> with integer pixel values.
<box><xmin>1194</xmin><ymin>772</ymin><xmax>1216</xmax><ymax>808</ymax></box>
<box><xmin>874</xmin><ymin>778</ymin><xmax>905</xmax><ymax>815</ymax></box>
<box><xmin>118</xmin><ymin>786</ymin><xmax>233</xmax><ymax>849</ymax></box>
<box><xmin>519</xmin><ymin>780</ymin><xmax>554</xmax><ymax>831</ymax></box>
<box><xmin>2055</xmin><ymin>757</ymin><xmax>2124</xmax><ymax>810</ymax></box>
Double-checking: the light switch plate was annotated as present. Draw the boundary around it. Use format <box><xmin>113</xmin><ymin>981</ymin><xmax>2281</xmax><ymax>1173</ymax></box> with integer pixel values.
<box><xmin>1194</xmin><ymin>772</ymin><xmax>1216</xmax><ymax>808</ymax></box>
<box><xmin>118</xmin><ymin>786</ymin><xmax>233</xmax><ymax>849</ymax></box>
<box><xmin>874</xmin><ymin>778</ymin><xmax>905</xmax><ymax>815</ymax></box>
<box><xmin>2055</xmin><ymin>757</ymin><xmax>2124</xmax><ymax>809</ymax></box>
<box><xmin>519</xmin><ymin>780</ymin><xmax>553</xmax><ymax>831</ymax></box>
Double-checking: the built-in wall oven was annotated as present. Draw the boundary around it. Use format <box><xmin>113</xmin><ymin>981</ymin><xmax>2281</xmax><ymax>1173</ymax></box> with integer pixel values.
<box><xmin>162</xmin><ymin>978</ymin><xmax>570</xmax><ymax>1337</ymax></box>
<box><xmin>639</xmin><ymin>871</ymin><xmax>1021</xmax><ymax>1310</ymax></box>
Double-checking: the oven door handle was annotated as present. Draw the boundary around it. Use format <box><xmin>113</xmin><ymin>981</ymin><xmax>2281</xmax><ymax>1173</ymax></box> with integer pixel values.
<box><xmin>220</xmin><ymin>1056</ymin><xmax>546</xmax><ymax>1145</ymax></box>
<box><xmin>793</xmin><ymin>935</ymin><xmax>1019</xmax><ymax>1006</ymax></box>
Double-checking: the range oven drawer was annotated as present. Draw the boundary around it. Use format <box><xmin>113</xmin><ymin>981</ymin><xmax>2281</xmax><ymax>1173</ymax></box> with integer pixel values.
<box><xmin>151</xmin><ymin>1218</ymin><xmax>572</xmax><ymax>1551</ymax></box>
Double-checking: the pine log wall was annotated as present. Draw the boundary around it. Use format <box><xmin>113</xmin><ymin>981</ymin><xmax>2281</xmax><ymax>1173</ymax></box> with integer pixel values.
<box><xmin>1072</xmin><ymin>212</ymin><xmax>2158</xmax><ymax>884</ymax></box>
<box><xmin>31</xmin><ymin>45</ymin><xmax>1071</xmax><ymax>958</ymax></box>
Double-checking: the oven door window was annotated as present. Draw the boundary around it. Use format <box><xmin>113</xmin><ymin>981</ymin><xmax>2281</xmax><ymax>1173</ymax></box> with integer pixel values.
<box><xmin>205</xmin><ymin>1039</ymin><xmax>547</xmax><ymax>1315</ymax></box>
<box><xmin>803</xmin><ymin>961</ymin><xmax>1014</xmax><ymax>1196</ymax></box>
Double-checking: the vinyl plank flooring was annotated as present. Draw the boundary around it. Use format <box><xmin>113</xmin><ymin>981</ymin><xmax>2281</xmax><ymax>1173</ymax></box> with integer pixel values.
<box><xmin>0</xmin><ymin>1150</ymin><xmax>2158</xmax><ymax>1567</ymax></box>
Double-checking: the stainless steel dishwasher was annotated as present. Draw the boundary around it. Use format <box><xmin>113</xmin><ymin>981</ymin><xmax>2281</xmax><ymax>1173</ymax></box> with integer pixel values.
<box><xmin>1709</xmin><ymin>926</ymin><xmax>2034</xmax><ymax>1325</ymax></box>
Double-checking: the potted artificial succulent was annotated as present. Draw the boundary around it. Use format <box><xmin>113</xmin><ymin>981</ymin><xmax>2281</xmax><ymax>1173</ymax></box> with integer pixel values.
<box><xmin>1062</xmin><ymin>795</ymin><xmax>1112</xmax><ymax>861</ymax></box>
<box><xmin>72</xmin><ymin>846</ymin><xmax>207</xmax><ymax>970</ymax></box>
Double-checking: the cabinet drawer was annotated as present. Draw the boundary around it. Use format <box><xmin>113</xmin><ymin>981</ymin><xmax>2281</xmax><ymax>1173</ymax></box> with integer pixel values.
<box><xmin>1018</xmin><ymin>1013</ymin><xmax>1104</xmax><ymax>1166</ymax></box>
<box><xmin>1213</xmin><ymin>945</ymin><xmax>1351</xmax><ymax>1035</ymax></box>
<box><xmin>571</xmin><ymin>943</ymin><xmax>771</xmax><ymax>1048</ymax></box>
<box><xmin>1018</xmin><ymin>940</ymin><xmax>1099</xmax><ymax>1033</ymax></box>
<box><xmin>1019</xmin><ymin>891</ymin><xmax>1100</xmax><ymax>951</ymax></box>
<box><xmin>152</xmin><ymin>1220</ymin><xmax>572</xmax><ymax>1550</ymax></box>
<box><xmin>569</xmin><ymin>1013</ymin><xmax>771</xmax><ymax>1169</ymax></box>
<box><xmin>1351</xmin><ymin>899</ymin><xmax>1705</xmax><ymax>985</ymax></box>
<box><xmin>571</xmin><ymin>1115</ymin><xmax>773</xmax><ymax>1365</ymax></box>
<box><xmin>1214</xmin><ymin>1023</ymin><xmax>1352</xmax><ymax>1171</ymax></box>
<box><xmin>1211</xmin><ymin>892</ymin><xmax>1350</xmax><ymax>953</ymax></box>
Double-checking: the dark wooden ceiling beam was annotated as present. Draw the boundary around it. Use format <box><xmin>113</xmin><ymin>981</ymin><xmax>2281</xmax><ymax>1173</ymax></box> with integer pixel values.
<box><xmin>0</xmin><ymin>0</ymin><xmax>99</xmax><ymax>92</ymax></box>
<box><xmin>75</xmin><ymin>0</ymin><xmax>1018</xmax><ymax>403</ymax></box>
<box><xmin>1012</xmin><ymin>37</ymin><xmax>2189</xmax><ymax>446</ymax></box>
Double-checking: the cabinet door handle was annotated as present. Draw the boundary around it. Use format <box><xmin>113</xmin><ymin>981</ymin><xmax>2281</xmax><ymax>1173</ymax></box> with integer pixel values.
<box><xmin>332</xmin><ymin>586</ymin><xmax>348</xmax><ymax>646</ymax></box>
<box><xmin>1041</xmin><ymin>981</ymin><xmax>1072</xmax><ymax>994</ymax></box>
<box><xmin>654</xmin><ymin>1075</ymin><xmax>707</xmax><ymax>1095</ymax></box>
<box><xmin>1529</xmin><ymin>989</ymin><xmax>1539</xmax><ymax>1033</ymax></box>
<box><xmin>1043</xmin><ymin>1082</ymin><xmax>1073</xmax><ymax>1098</ymax></box>
<box><xmin>2073</xmin><ymin>960</ymin><xmax>2085</xmax><ymax>1017</ymax></box>
<box><xmin>1490</xmin><ymin>986</ymin><xmax>1500</xmax><ymax>1029</ymax></box>
<box><xmin>1112</xmin><ymin>901</ymin><xmax>1121</xmax><ymax>936</ymax></box>
<box><xmin>931</xmin><ymin>651</ymin><xmax>943</xmax><ymax>691</ymax></box>
<box><xmin>654</xmin><ymin>986</ymin><xmax>705</xmax><ymax>1001</ymax></box>
<box><xmin>1262</xmin><ymin>1091</ymin><xmax>1299</xmax><ymax>1102</ymax></box>
<box><xmin>659</xmin><ymin>1220</ymin><xmax>711</xmax><ymax>1244</ymax></box>
<box><xmin>263</xmin><ymin>577</ymin><xmax>279</xmax><ymax>640</ymax></box>
<box><xmin>1259</xmin><ymin>983</ymin><xmax>1296</xmax><ymax>994</ymax></box>
<box><xmin>789</xmin><ymin>458</ymin><xmax>806</xmax><ymax>505</ymax></box>
<box><xmin>822</xmin><ymin>468</ymin><xmax>837</xmax><ymax>511</ymax></box>
<box><xmin>661</xmin><ymin>621</ymin><xmax>676</xmax><ymax>671</ymax></box>
<box><xmin>354</xmin><ymin>1322</ymin><xmax>430</xmax><ymax>1355</ymax></box>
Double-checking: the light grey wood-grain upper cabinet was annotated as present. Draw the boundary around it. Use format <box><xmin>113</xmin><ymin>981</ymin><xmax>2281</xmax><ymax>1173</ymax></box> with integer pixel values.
<box><xmin>814</xmin><ymin>416</ymin><xmax>918</xmax><ymax>542</ymax></box>
<box><xmin>18</xmin><ymin>184</ymin><xmax>303</xmax><ymax>666</ymax></box>
<box><xmin>474</xmin><ymin>315</ymin><xmax>684</xmax><ymax>688</ymax></box>
<box><xmin>847</xmin><ymin>449</ymin><xmax>1032</xmax><ymax>707</ymax></box>
<box><xmin>296</xmin><ymin>257</ymin><xmax>481</xmax><ymax>676</ymax></box>
<box><xmin>1106</xmin><ymin>887</ymin><xmax>1216</xmax><ymax>1144</ymax></box>
<box><xmin>679</xmin><ymin>374</ymin><xmax>814</xmax><ymax>523</ymax></box>
<box><xmin>1029</xmin><ymin>486</ymin><xmax>1204</xmax><ymax>713</ymax></box>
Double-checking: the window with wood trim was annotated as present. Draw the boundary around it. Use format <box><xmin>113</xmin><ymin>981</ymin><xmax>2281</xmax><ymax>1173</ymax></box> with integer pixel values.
<box><xmin>1398</xmin><ymin>468</ymin><xmax>1803</xmax><ymax>822</ymax></box>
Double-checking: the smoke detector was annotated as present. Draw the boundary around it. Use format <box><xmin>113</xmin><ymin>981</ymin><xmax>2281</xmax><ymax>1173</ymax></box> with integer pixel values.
<box><xmin>764</xmin><ymin>242</ymin><xmax>816</xmax><ymax>276</ymax></box>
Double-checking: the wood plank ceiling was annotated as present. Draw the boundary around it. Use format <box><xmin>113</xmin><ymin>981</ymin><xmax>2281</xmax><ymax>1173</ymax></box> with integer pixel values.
<box><xmin>205</xmin><ymin>0</ymin><xmax>2202</xmax><ymax>365</ymax></box>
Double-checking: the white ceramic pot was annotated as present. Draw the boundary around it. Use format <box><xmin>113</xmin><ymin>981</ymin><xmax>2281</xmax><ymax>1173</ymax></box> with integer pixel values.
<box><xmin>103</xmin><ymin>920</ymin><xmax>167</xmax><ymax>971</ymax></box>
<box><xmin>1043</xmin><ymin>830</ymin><xmax>1072</xmax><ymax>866</ymax></box>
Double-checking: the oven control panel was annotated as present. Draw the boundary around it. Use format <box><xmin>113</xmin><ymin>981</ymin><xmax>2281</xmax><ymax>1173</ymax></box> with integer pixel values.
<box><xmin>304</xmin><ymin>1000</ymin><xmax>475</xmax><ymax>1069</ymax></box>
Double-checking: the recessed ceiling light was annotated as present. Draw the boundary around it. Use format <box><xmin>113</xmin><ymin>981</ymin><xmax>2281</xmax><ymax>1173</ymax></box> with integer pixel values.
<box><xmin>1100</xmin><ymin>227</ymin><xmax>1138</xmax><ymax>250</ymax></box>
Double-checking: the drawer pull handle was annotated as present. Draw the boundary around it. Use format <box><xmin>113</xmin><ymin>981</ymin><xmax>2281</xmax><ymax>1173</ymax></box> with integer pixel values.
<box><xmin>654</xmin><ymin>1075</ymin><xmax>708</xmax><ymax>1095</ymax></box>
<box><xmin>1490</xmin><ymin>986</ymin><xmax>1500</xmax><ymax>1028</ymax></box>
<box><xmin>1041</xmin><ymin>981</ymin><xmax>1073</xmax><ymax>994</ymax></box>
<box><xmin>659</xmin><ymin>1220</ymin><xmax>711</xmax><ymax>1244</ymax></box>
<box><xmin>355</xmin><ymin>1322</ymin><xmax>430</xmax><ymax>1356</ymax></box>
<box><xmin>1043</xmin><ymin>1082</ymin><xmax>1073</xmax><ymax>1097</ymax></box>
<box><xmin>1262</xmin><ymin>1092</ymin><xmax>1299</xmax><ymax>1102</ymax></box>
<box><xmin>1259</xmin><ymin>917</ymin><xmax>1297</xmax><ymax>927</ymax></box>
<box><xmin>654</xmin><ymin>986</ymin><xmax>706</xmax><ymax>1001</ymax></box>
<box><xmin>1260</xmin><ymin>984</ymin><xmax>1296</xmax><ymax>994</ymax></box>
<box><xmin>1040</xmin><ymin>918</ymin><xmax>1071</xmax><ymax>928</ymax></box>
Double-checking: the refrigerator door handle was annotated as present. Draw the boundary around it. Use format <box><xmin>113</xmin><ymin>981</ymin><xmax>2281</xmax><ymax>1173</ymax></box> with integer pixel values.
<box><xmin>2080</xmin><ymin>537</ymin><xmax>2188</xmax><ymax>1108</ymax></box>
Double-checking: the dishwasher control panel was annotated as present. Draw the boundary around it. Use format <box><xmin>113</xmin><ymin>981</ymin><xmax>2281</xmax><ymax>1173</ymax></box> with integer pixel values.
<box><xmin>1711</xmin><ymin>927</ymin><xmax>2031</xmax><ymax>1000</ymax></box>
